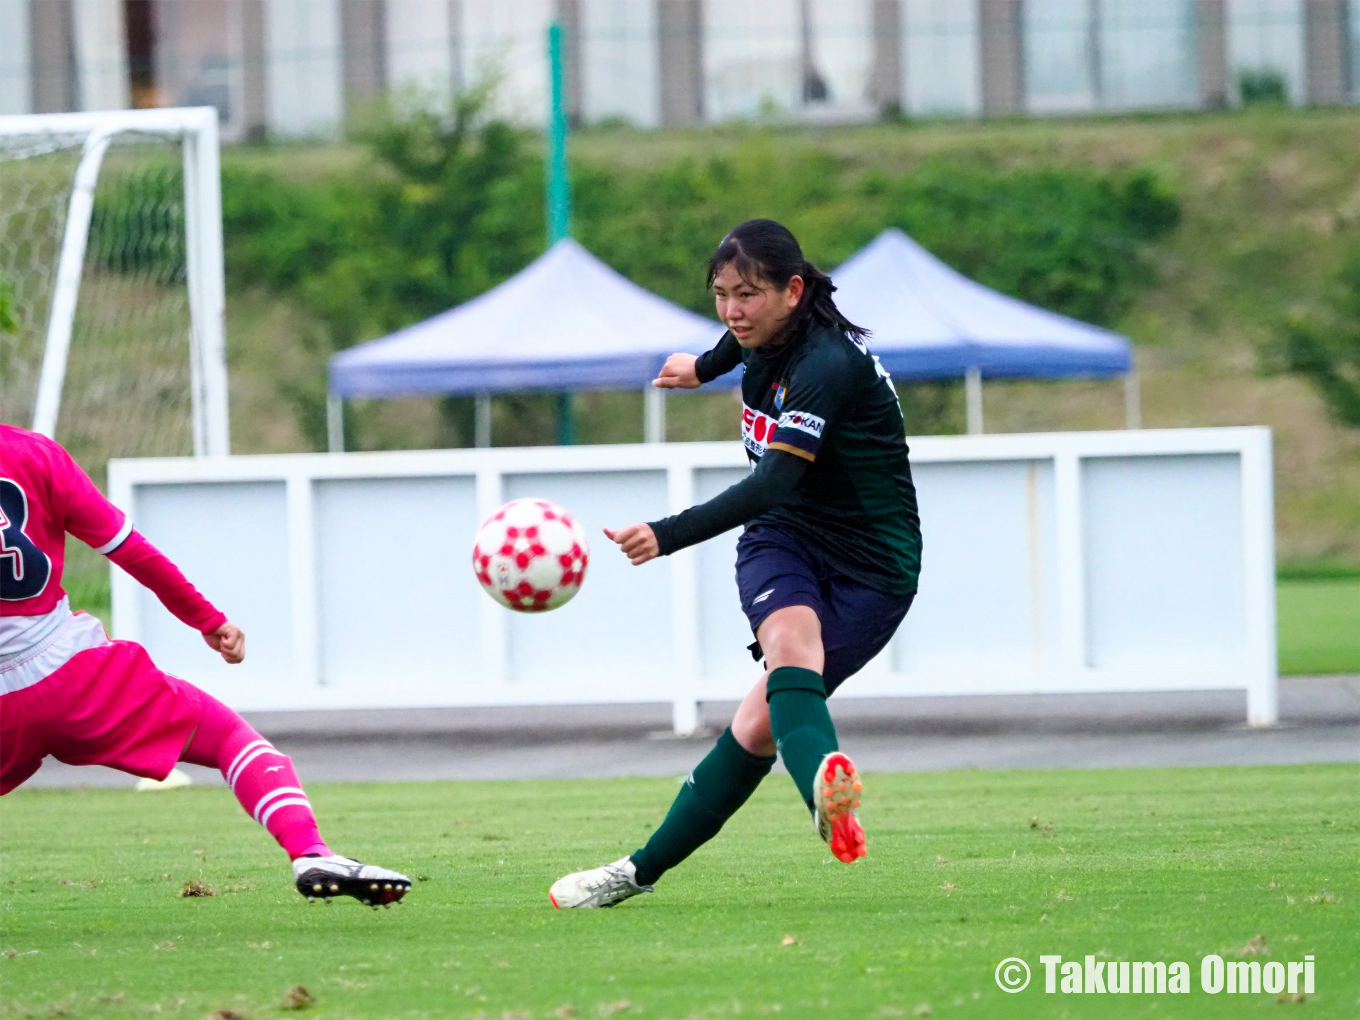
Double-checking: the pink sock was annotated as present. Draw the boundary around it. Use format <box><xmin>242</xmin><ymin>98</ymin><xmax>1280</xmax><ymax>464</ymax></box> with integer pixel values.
<box><xmin>182</xmin><ymin>688</ymin><xmax>330</xmax><ymax>860</ymax></box>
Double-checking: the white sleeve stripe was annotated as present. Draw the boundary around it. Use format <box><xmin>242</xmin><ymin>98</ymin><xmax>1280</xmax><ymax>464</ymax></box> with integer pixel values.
<box><xmin>258</xmin><ymin>798</ymin><xmax>312</xmax><ymax>829</ymax></box>
<box><xmin>94</xmin><ymin>518</ymin><xmax>133</xmax><ymax>555</ymax></box>
<box><xmin>252</xmin><ymin>786</ymin><xmax>306</xmax><ymax>823</ymax></box>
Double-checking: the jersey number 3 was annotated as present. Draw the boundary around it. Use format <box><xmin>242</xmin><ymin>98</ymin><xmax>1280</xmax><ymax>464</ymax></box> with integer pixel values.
<box><xmin>0</xmin><ymin>478</ymin><xmax>52</xmax><ymax>601</ymax></box>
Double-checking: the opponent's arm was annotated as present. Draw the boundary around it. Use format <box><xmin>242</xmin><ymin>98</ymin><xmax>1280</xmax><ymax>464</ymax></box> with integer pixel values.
<box><xmin>607</xmin><ymin>450</ymin><xmax>809</xmax><ymax>565</ymax></box>
<box><xmin>104</xmin><ymin>533</ymin><xmax>225</xmax><ymax>634</ymax></box>
<box><xmin>57</xmin><ymin>444</ymin><xmax>243</xmax><ymax>663</ymax></box>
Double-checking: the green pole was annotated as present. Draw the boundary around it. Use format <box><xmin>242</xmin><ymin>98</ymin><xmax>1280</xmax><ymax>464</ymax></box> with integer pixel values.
<box><xmin>547</xmin><ymin>19</ymin><xmax>575</xmax><ymax>444</ymax></box>
<box><xmin>546</xmin><ymin>20</ymin><xmax>571</xmax><ymax>244</ymax></box>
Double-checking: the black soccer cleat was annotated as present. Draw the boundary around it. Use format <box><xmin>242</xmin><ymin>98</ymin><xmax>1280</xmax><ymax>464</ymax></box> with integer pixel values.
<box><xmin>293</xmin><ymin>855</ymin><xmax>411</xmax><ymax>908</ymax></box>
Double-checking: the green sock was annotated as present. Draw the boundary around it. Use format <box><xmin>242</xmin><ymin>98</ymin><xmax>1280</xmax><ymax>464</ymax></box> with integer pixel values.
<box><xmin>766</xmin><ymin>666</ymin><xmax>838</xmax><ymax>813</ymax></box>
<box><xmin>630</xmin><ymin>728</ymin><xmax>775</xmax><ymax>887</ymax></box>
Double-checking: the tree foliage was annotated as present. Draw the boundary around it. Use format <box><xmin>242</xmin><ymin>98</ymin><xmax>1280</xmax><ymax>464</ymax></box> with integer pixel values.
<box><xmin>222</xmin><ymin>90</ymin><xmax>543</xmax><ymax>446</ymax></box>
<box><xmin>577</xmin><ymin>144</ymin><xmax>1178</xmax><ymax>327</ymax></box>
<box><xmin>224</xmin><ymin>89</ymin><xmax>542</xmax><ymax>348</ymax></box>
<box><xmin>1280</xmin><ymin>249</ymin><xmax>1360</xmax><ymax>427</ymax></box>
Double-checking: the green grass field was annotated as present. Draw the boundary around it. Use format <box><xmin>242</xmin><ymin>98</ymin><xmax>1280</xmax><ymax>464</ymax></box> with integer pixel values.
<box><xmin>1277</xmin><ymin>579</ymin><xmax>1360</xmax><ymax>675</ymax></box>
<box><xmin>3</xmin><ymin>767</ymin><xmax>1357</xmax><ymax>1019</ymax></box>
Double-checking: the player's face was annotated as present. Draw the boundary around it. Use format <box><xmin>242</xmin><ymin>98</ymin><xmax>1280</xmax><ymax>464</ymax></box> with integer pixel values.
<box><xmin>712</xmin><ymin>263</ymin><xmax>804</xmax><ymax>348</ymax></box>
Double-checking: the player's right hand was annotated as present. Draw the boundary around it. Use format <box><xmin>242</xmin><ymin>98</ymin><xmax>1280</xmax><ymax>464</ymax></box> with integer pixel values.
<box><xmin>653</xmin><ymin>353</ymin><xmax>701</xmax><ymax>390</ymax></box>
<box><xmin>204</xmin><ymin>621</ymin><xmax>245</xmax><ymax>664</ymax></box>
<box><xmin>604</xmin><ymin>523</ymin><xmax>659</xmax><ymax>566</ymax></box>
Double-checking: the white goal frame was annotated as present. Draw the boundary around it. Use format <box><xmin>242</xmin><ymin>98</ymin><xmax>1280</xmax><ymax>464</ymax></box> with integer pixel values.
<box><xmin>0</xmin><ymin>107</ymin><xmax>230</xmax><ymax>455</ymax></box>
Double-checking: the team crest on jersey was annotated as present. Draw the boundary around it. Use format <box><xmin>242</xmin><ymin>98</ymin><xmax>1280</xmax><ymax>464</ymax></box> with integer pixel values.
<box><xmin>773</xmin><ymin>382</ymin><xmax>787</xmax><ymax>412</ymax></box>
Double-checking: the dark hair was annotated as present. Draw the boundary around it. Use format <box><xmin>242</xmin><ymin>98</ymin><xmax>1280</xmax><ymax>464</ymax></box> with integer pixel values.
<box><xmin>706</xmin><ymin>218</ymin><xmax>869</xmax><ymax>344</ymax></box>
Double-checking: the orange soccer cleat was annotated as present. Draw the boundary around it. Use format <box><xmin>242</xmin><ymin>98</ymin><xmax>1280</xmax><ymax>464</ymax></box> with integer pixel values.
<box><xmin>813</xmin><ymin>752</ymin><xmax>866</xmax><ymax>863</ymax></box>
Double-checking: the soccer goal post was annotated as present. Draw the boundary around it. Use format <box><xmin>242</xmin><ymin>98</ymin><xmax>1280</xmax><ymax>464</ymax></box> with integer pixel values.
<box><xmin>0</xmin><ymin>107</ymin><xmax>229</xmax><ymax>462</ymax></box>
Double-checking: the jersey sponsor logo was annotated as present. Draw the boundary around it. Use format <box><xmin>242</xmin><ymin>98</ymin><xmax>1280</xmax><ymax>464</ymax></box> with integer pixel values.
<box><xmin>741</xmin><ymin>404</ymin><xmax>777</xmax><ymax>457</ymax></box>
<box><xmin>777</xmin><ymin>409</ymin><xmax>826</xmax><ymax>439</ymax></box>
<box><xmin>752</xmin><ymin>588</ymin><xmax>775</xmax><ymax>605</ymax></box>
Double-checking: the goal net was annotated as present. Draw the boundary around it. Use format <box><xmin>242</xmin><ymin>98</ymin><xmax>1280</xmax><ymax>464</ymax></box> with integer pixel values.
<box><xmin>0</xmin><ymin>109</ymin><xmax>229</xmax><ymax>612</ymax></box>
<box><xmin>0</xmin><ymin>108</ymin><xmax>229</xmax><ymax>479</ymax></box>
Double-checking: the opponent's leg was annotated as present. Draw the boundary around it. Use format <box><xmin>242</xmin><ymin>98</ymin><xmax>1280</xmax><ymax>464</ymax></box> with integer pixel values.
<box><xmin>180</xmin><ymin>690</ymin><xmax>410</xmax><ymax>906</ymax></box>
<box><xmin>180</xmin><ymin>693</ymin><xmax>328</xmax><ymax>859</ymax></box>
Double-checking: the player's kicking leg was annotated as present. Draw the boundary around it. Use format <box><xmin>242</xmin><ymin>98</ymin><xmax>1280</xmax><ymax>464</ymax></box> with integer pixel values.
<box><xmin>549</xmin><ymin>604</ymin><xmax>867</xmax><ymax>908</ymax></box>
<box><xmin>179</xmin><ymin>687</ymin><xmax>411</xmax><ymax>907</ymax></box>
<box><xmin>813</xmin><ymin>751</ymin><xmax>866</xmax><ymax>863</ymax></box>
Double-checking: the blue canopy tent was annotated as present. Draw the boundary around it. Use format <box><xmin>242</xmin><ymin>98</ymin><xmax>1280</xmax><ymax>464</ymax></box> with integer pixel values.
<box><xmin>327</xmin><ymin>229</ymin><xmax>1138</xmax><ymax>449</ymax></box>
<box><xmin>829</xmin><ymin>229</ymin><xmax>1137</xmax><ymax>433</ymax></box>
<box><xmin>327</xmin><ymin>238</ymin><xmax>725</xmax><ymax>449</ymax></box>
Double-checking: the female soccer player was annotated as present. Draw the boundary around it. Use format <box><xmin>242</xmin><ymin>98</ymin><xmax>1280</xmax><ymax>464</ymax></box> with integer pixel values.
<box><xmin>0</xmin><ymin>423</ymin><xmax>409</xmax><ymax>907</ymax></box>
<box><xmin>550</xmin><ymin>219</ymin><xmax>922</xmax><ymax>908</ymax></box>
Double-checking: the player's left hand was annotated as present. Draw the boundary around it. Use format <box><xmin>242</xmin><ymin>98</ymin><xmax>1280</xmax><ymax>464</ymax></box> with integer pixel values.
<box><xmin>604</xmin><ymin>523</ymin><xmax>659</xmax><ymax>566</ymax></box>
<box><xmin>204</xmin><ymin>621</ymin><xmax>245</xmax><ymax>664</ymax></box>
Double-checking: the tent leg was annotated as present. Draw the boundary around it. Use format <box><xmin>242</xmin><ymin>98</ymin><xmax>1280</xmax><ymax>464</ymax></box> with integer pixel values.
<box><xmin>965</xmin><ymin>366</ymin><xmax>984</xmax><ymax>435</ymax></box>
<box><xmin>644</xmin><ymin>386</ymin><xmax>666</xmax><ymax>443</ymax></box>
<box><xmin>327</xmin><ymin>394</ymin><xmax>345</xmax><ymax>453</ymax></box>
<box><xmin>475</xmin><ymin>392</ymin><xmax>492</xmax><ymax>448</ymax></box>
<box><xmin>557</xmin><ymin>393</ymin><xmax>576</xmax><ymax>445</ymax></box>
<box><xmin>1124</xmin><ymin>369</ymin><xmax>1141</xmax><ymax>430</ymax></box>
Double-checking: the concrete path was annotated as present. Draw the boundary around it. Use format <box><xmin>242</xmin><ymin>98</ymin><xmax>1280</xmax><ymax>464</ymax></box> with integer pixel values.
<box><xmin>22</xmin><ymin>676</ymin><xmax>1360</xmax><ymax>790</ymax></box>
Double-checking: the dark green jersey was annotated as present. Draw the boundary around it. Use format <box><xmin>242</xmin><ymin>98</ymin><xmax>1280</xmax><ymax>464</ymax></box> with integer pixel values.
<box><xmin>651</xmin><ymin>323</ymin><xmax>922</xmax><ymax>596</ymax></box>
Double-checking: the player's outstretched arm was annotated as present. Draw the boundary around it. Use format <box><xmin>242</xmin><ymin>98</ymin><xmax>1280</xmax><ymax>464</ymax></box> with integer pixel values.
<box><xmin>604</xmin><ymin>524</ymin><xmax>659</xmax><ymax>565</ymax></box>
<box><xmin>203</xmin><ymin>621</ymin><xmax>246</xmax><ymax>664</ymax></box>
<box><xmin>653</xmin><ymin>353</ymin><xmax>701</xmax><ymax>390</ymax></box>
<box><xmin>605</xmin><ymin>450</ymin><xmax>808</xmax><ymax>567</ymax></box>
<box><xmin>655</xmin><ymin>331</ymin><xmax>742</xmax><ymax>391</ymax></box>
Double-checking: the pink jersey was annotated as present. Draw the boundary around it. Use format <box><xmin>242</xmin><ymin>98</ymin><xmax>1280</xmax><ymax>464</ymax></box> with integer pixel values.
<box><xmin>0</xmin><ymin>424</ymin><xmax>225</xmax><ymax>632</ymax></box>
<box><xmin>0</xmin><ymin>424</ymin><xmax>128</xmax><ymax>615</ymax></box>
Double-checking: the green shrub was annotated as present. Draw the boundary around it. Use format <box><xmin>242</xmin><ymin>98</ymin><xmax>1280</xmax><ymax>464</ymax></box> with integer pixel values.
<box><xmin>0</xmin><ymin>272</ymin><xmax>15</xmax><ymax>333</ymax></box>
<box><xmin>86</xmin><ymin>160</ymin><xmax>186</xmax><ymax>283</ymax></box>
<box><xmin>1278</xmin><ymin>246</ymin><xmax>1360</xmax><ymax>428</ymax></box>
<box><xmin>1238</xmin><ymin>69</ymin><xmax>1289</xmax><ymax>106</ymax></box>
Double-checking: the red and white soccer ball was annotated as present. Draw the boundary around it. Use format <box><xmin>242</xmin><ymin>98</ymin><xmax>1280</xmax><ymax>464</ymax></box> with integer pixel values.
<box><xmin>472</xmin><ymin>498</ymin><xmax>589</xmax><ymax>613</ymax></box>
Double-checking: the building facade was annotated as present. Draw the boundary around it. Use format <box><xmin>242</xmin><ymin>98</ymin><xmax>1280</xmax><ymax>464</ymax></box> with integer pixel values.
<box><xmin>0</xmin><ymin>0</ymin><xmax>1355</xmax><ymax>137</ymax></box>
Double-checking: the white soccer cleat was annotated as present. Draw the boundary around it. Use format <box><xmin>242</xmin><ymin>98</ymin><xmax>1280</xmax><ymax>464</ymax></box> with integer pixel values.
<box><xmin>549</xmin><ymin>857</ymin><xmax>652</xmax><ymax>909</ymax></box>
<box><xmin>292</xmin><ymin>855</ymin><xmax>411</xmax><ymax>908</ymax></box>
<box><xmin>813</xmin><ymin>751</ymin><xmax>867</xmax><ymax>863</ymax></box>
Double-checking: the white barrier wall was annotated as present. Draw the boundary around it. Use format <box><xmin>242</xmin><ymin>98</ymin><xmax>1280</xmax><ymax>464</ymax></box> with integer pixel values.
<box><xmin>108</xmin><ymin>428</ymin><xmax>1278</xmax><ymax>732</ymax></box>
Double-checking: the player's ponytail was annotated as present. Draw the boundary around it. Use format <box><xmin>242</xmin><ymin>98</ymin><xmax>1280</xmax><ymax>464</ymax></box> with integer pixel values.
<box><xmin>707</xmin><ymin>219</ymin><xmax>870</xmax><ymax>345</ymax></box>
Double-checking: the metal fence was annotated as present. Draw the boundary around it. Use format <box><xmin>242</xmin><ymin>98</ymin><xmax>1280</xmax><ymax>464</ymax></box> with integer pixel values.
<box><xmin>0</xmin><ymin>1</ymin><xmax>1356</xmax><ymax>139</ymax></box>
